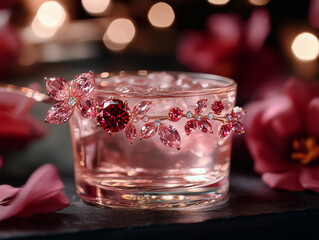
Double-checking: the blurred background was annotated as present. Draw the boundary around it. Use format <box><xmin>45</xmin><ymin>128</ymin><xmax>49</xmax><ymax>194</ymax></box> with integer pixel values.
<box><xmin>1</xmin><ymin>0</ymin><xmax>319</xmax><ymax>177</ymax></box>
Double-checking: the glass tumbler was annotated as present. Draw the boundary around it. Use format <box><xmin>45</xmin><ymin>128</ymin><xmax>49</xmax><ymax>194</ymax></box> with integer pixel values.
<box><xmin>69</xmin><ymin>71</ymin><xmax>238</xmax><ymax>210</ymax></box>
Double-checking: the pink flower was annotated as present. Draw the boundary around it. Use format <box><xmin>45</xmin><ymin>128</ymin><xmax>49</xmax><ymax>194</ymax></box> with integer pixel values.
<box><xmin>245</xmin><ymin>78</ymin><xmax>319</xmax><ymax>192</ymax></box>
<box><xmin>0</xmin><ymin>83</ymin><xmax>46</xmax><ymax>164</ymax></box>
<box><xmin>0</xmin><ymin>164</ymin><xmax>69</xmax><ymax>221</ymax></box>
<box><xmin>45</xmin><ymin>72</ymin><xmax>97</xmax><ymax>124</ymax></box>
<box><xmin>176</xmin><ymin>9</ymin><xmax>286</xmax><ymax>102</ymax></box>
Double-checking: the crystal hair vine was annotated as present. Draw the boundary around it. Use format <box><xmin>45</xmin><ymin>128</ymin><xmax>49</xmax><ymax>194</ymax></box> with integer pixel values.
<box><xmin>0</xmin><ymin>71</ymin><xmax>246</xmax><ymax>150</ymax></box>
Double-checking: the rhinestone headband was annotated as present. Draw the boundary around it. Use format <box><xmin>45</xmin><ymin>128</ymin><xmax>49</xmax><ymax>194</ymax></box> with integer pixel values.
<box><xmin>43</xmin><ymin>71</ymin><xmax>246</xmax><ymax>150</ymax></box>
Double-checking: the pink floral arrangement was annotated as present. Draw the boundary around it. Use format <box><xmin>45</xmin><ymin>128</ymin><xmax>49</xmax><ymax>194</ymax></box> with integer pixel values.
<box><xmin>245</xmin><ymin>78</ymin><xmax>319</xmax><ymax>192</ymax></box>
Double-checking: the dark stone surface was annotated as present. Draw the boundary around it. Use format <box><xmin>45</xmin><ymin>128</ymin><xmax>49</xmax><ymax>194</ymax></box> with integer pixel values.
<box><xmin>1</xmin><ymin>169</ymin><xmax>319</xmax><ymax>239</ymax></box>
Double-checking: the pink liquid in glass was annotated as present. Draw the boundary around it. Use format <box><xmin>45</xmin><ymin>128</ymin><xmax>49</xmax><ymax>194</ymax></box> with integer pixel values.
<box><xmin>69</xmin><ymin>71</ymin><xmax>237</xmax><ymax>209</ymax></box>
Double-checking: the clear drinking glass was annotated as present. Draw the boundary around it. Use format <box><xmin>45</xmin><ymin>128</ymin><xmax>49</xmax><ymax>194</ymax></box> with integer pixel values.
<box><xmin>69</xmin><ymin>71</ymin><xmax>237</xmax><ymax>210</ymax></box>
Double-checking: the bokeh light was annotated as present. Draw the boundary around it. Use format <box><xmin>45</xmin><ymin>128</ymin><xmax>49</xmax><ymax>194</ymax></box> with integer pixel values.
<box><xmin>103</xmin><ymin>18</ymin><xmax>136</xmax><ymax>51</ymax></box>
<box><xmin>148</xmin><ymin>2</ymin><xmax>175</xmax><ymax>28</ymax></box>
<box><xmin>81</xmin><ymin>0</ymin><xmax>111</xmax><ymax>15</ymax></box>
<box><xmin>207</xmin><ymin>0</ymin><xmax>230</xmax><ymax>5</ymax></box>
<box><xmin>291</xmin><ymin>32</ymin><xmax>319</xmax><ymax>61</ymax></box>
<box><xmin>249</xmin><ymin>0</ymin><xmax>270</xmax><ymax>6</ymax></box>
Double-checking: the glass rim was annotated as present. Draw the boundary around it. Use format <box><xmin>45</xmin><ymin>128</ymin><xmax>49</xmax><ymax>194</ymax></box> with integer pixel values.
<box><xmin>93</xmin><ymin>70</ymin><xmax>237</xmax><ymax>98</ymax></box>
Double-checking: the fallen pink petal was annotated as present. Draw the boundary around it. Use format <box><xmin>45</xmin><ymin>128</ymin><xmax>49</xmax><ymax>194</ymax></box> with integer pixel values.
<box><xmin>0</xmin><ymin>164</ymin><xmax>69</xmax><ymax>221</ymax></box>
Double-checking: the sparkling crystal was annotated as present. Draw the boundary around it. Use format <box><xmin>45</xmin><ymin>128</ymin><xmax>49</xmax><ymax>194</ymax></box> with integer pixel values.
<box><xmin>186</xmin><ymin>111</ymin><xmax>193</xmax><ymax>118</ymax></box>
<box><xmin>207</xmin><ymin>112</ymin><xmax>214</xmax><ymax>120</ymax></box>
<box><xmin>68</xmin><ymin>97</ymin><xmax>77</xmax><ymax>106</ymax></box>
<box><xmin>158</xmin><ymin>124</ymin><xmax>181</xmax><ymax>149</ymax></box>
<box><xmin>46</xmin><ymin>102</ymin><xmax>74</xmax><ymax>124</ymax></box>
<box><xmin>154</xmin><ymin>119</ymin><xmax>161</xmax><ymax>127</ymax></box>
<box><xmin>231</xmin><ymin>121</ymin><xmax>245</xmax><ymax>135</ymax></box>
<box><xmin>125</xmin><ymin>123</ymin><xmax>137</xmax><ymax>144</ymax></box>
<box><xmin>194</xmin><ymin>99</ymin><xmax>207</xmax><ymax>114</ymax></box>
<box><xmin>225</xmin><ymin>114</ymin><xmax>232</xmax><ymax>122</ymax></box>
<box><xmin>70</xmin><ymin>72</ymin><xmax>95</xmax><ymax>98</ymax></box>
<box><xmin>142</xmin><ymin>115</ymin><xmax>149</xmax><ymax>122</ymax></box>
<box><xmin>77</xmin><ymin>98</ymin><xmax>97</xmax><ymax>118</ymax></box>
<box><xmin>132</xmin><ymin>116</ymin><xmax>139</xmax><ymax>123</ymax></box>
<box><xmin>198</xmin><ymin>119</ymin><xmax>213</xmax><ymax>133</ymax></box>
<box><xmin>97</xmin><ymin>99</ymin><xmax>130</xmax><ymax>133</ymax></box>
<box><xmin>218</xmin><ymin>124</ymin><xmax>232</xmax><ymax>138</ymax></box>
<box><xmin>211</xmin><ymin>101</ymin><xmax>224</xmax><ymax>115</ymax></box>
<box><xmin>231</xmin><ymin>106</ymin><xmax>246</xmax><ymax>120</ymax></box>
<box><xmin>168</xmin><ymin>107</ymin><xmax>183</xmax><ymax>122</ymax></box>
<box><xmin>141</xmin><ymin>122</ymin><xmax>158</xmax><ymax>139</ymax></box>
<box><xmin>132</xmin><ymin>101</ymin><xmax>151</xmax><ymax>115</ymax></box>
<box><xmin>185</xmin><ymin>119</ymin><xmax>197</xmax><ymax>135</ymax></box>
<box><xmin>45</xmin><ymin>77</ymin><xmax>69</xmax><ymax>101</ymax></box>
<box><xmin>175</xmin><ymin>75</ymin><xmax>192</xmax><ymax>90</ymax></box>
<box><xmin>196</xmin><ymin>114</ymin><xmax>202</xmax><ymax>121</ymax></box>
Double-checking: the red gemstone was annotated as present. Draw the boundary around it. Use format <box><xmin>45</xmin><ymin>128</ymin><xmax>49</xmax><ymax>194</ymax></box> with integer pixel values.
<box><xmin>125</xmin><ymin>123</ymin><xmax>137</xmax><ymax>144</ymax></box>
<box><xmin>77</xmin><ymin>98</ymin><xmax>97</xmax><ymax>118</ymax></box>
<box><xmin>211</xmin><ymin>101</ymin><xmax>224</xmax><ymax>115</ymax></box>
<box><xmin>194</xmin><ymin>99</ymin><xmax>207</xmax><ymax>114</ymax></box>
<box><xmin>218</xmin><ymin>124</ymin><xmax>232</xmax><ymax>138</ymax></box>
<box><xmin>158</xmin><ymin>124</ymin><xmax>181</xmax><ymax>149</ymax></box>
<box><xmin>185</xmin><ymin>119</ymin><xmax>197</xmax><ymax>135</ymax></box>
<box><xmin>231</xmin><ymin>106</ymin><xmax>246</xmax><ymax>120</ymax></box>
<box><xmin>168</xmin><ymin>107</ymin><xmax>183</xmax><ymax>122</ymax></box>
<box><xmin>141</xmin><ymin>122</ymin><xmax>158</xmax><ymax>139</ymax></box>
<box><xmin>231</xmin><ymin>121</ymin><xmax>245</xmax><ymax>135</ymax></box>
<box><xmin>45</xmin><ymin>77</ymin><xmax>69</xmax><ymax>101</ymax></box>
<box><xmin>97</xmin><ymin>99</ymin><xmax>130</xmax><ymax>133</ymax></box>
<box><xmin>198</xmin><ymin>119</ymin><xmax>213</xmax><ymax>133</ymax></box>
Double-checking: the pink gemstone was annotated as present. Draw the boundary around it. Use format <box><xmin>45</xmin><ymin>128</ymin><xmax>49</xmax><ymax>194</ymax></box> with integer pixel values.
<box><xmin>211</xmin><ymin>101</ymin><xmax>224</xmax><ymax>115</ymax></box>
<box><xmin>45</xmin><ymin>77</ymin><xmax>70</xmax><ymax>101</ymax></box>
<box><xmin>46</xmin><ymin>102</ymin><xmax>74</xmax><ymax>124</ymax></box>
<box><xmin>168</xmin><ymin>107</ymin><xmax>183</xmax><ymax>122</ymax></box>
<box><xmin>97</xmin><ymin>99</ymin><xmax>130</xmax><ymax>133</ymax></box>
<box><xmin>231</xmin><ymin>121</ymin><xmax>245</xmax><ymax>135</ymax></box>
<box><xmin>125</xmin><ymin>123</ymin><xmax>137</xmax><ymax>144</ymax></box>
<box><xmin>70</xmin><ymin>72</ymin><xmax>95</xmax><ymax>98</ymax></box>
<box><xmin>194</xmin><ymin>99</ymin><xmax>207</xmax><ymax>114</ymax></box>
<box><xmin>77</xmin><ymin>98</ymin><xmax>97</xmax><ymax>118</ymax></box>
<box><xmin>185</xmin><ymin>119</ymin><xmax>197</xmax><ymax>135</ymax></box>
<box><xmin>231</xmin><ymin>106</ymin><xmax>246</xmax><ymax>120</ymax></box>
<box><xmin>218</xmin><ymin>124</ymin><xmax>232</xmax><ymax>138</ymax></box>
<box><xmin>132</xmin><ymin>116</ymin><xmax>139</xmax><ymax>123</ymax></box>
<box><xmin>158</xmin><ymin>124</ymin><xmax>181</xmax><ymax>149</ymax></box>
<box><xmin>198</xmin><ymin>119</ymin><xmax>213</xmax><ymax>133</ymax></box>
<box><xmin>132</xmin><ymin>101</ymin><xmax>151</xmax><ymax>115</ymax></box>
<box><xmin>140</xmin><ymin>122</ymin><xmax>158</xmax><ymax>139</ymax></box>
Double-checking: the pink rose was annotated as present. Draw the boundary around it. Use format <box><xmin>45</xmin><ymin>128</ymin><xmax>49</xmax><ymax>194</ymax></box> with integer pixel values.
<box><xmin>245</xmin><ymin>78</ymin><xmax>319</xmax><ymax>192</ymax></box>
<box><xmin>176</xmin><ymin>9</ymin><xmax>286</xmax><ymax>102</ymax></box>
<box><xmin>0</xmin><ymin>164</ymin><xmax>69</xmax><ymax>221</ymax></box>
<box><xmin>0</xmin><ymin>83</ymin><xmax>47</xmax><ymax>166</ymax></box>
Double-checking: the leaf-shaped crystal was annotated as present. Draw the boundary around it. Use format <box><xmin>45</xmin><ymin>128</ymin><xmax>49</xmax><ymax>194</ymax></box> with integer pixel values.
<box><xmin>218</xmin><ymin>124</ymin><xmax>232</xmax><ymax>138</ymax></box>
<box><xmin>231</xmin><ymin>106</ymin><xmax>246</xmax><ymax>120</ymax></box>
<box><xmin>185</xmin><ymin>119</ymin><xmax>197</xmax><ymax>135</ymax></box>
<box><xmin>45</xmin><ymin>102</ymin><xmax>74</xmax><ymax>124</ymax></box>
<box><xmin>45</xmin><ymin>77</ymin><xmax>69</xmax><ymax>101</ymax></box>
<box><xmin>125</xmin><ymin>123</ymin><xmax>137</xmax><ymax>144</ymax></box>
<box><xmin>70</xmin><ymin>72</ymin><xmax>95</xmax><ymax>98</ymax></box>
<box><xmin>77</xmin><ymin>98</ymin><xmax>97</xmax><ymax>118</ymax></box>
<box><xmin>194</xmin><ymin>99</ymin><xmax>207</xmax><ymax>114</ymax></box>
<box><xmin>158</xmin><ymin>124</ymin><xmax>181</xmax><ymax>149</ymax></box>
<box><xmin>132</xmin><ymin>101</ymin><xmax>151</xmax><ymax>115</ymax></box>
<box><xmin>198</xmin><ymin>119</ymin><xmax>213</xmax><ymax>133</ymax></box>
<box><xmin>140</xmin><ymin>122</ymin><xmax>158</xmax><ymax>139</ymax></box>
<box><xmin>231</xmin><ymin>121</ymin><xmax>245</xmax><ymax>135</ymax></box>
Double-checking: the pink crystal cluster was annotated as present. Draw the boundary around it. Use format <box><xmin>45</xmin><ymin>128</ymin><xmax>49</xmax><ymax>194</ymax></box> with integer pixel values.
<box><xmin>45</xmin><ymin>71</ymin><xmax>97</xmax><ymax>124</ymax></box>
<box><xmin>45</xmin><ymin>72</ymin><xmax>246</xmax><ymax>149</ymax></box>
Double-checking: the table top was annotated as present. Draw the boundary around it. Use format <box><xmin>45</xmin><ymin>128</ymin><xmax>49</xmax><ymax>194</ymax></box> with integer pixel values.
<box><xmin>1</xmin><ymin>168</ymin><xmax>319</xmax><ymax>240</ymax></box>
